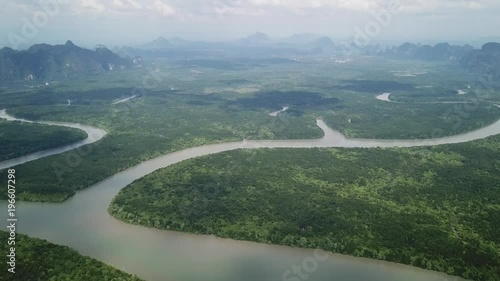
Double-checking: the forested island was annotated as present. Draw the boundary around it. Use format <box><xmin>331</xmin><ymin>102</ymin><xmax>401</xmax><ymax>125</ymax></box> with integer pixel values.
<box><xmin>110</xmin><ymin>135</ymin><xmax>500</xmax><ymax>281</ymax></box>
<box><xmin>0</xmin><ymin>120</ymin><xmax>87</xmax><ymax>162</ymax></box>
<box><xmin>0</xmin><ymin>231</ymin><xmax>143</xmax><ymax>281</ymax></box>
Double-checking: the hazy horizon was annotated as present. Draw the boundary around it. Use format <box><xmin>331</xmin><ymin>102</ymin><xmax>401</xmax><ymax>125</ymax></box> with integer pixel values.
<box><xmin>1</xmin><ymin>0</ymin><xmax>500</xmax><ymax>49</ymax></box>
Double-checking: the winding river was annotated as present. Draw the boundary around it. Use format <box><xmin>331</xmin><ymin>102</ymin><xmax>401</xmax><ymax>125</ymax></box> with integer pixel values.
<box><xmin>269</xmin><ymin>106</ymin><xmax>290</xmax><ymax>117</ymax></box>
<box><xmin>112</xmin><ymin>95</ymin><xmax>138</xmax><ymax>105</ymax></box>
<box><xmin>0</xmin><ymin>110</ymin><xmax>107</xmax><ymax>171</ymax></box>
<box><xmin>3</xmin><ymin>108</ymin><xmax>500</xmax><ymax>281</ymax></box>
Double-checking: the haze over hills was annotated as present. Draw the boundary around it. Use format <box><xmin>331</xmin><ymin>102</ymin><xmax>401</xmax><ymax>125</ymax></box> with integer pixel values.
<box><xmin>460</xmin><ymin>42</ymin><xmax>500</xmax><ymax>79</ymax></box>
<box><xmin>380</xmin><ymin>42</ymin><xmax>475</xmax><ymax>61</ymax></box>
<box><xmin>134</xmin><ymin>33</ymin><xmax>495</xmax><ymax>59</ymax></box>
<box><xmin>2</xmin><ymin>1</ymin><xmax>500</xmax><ymax>280</ymax></box>
<box><xmin>141</xmin><ymin>36</ymin><xmax>170</xmax><ymax>50</ymax></box>
<box><xmin>278</xmin><ymin>33</ymin><xmax>324</xmax><ymax>45</ymax></box>
<box><xmin>235</xmin><ymin>32</ymin><xmax>272</xmax><ymax>46</ymax></box>
<box><xmin>2</xmin><ymin>34</ymin><xmax>500</xmax><ymax>82</ymax></box>
<box><xmin>0</xmin><ymin>40</ymin><xmax>133</xmax><ymax>81</ymax></box>
<box><xmin>104</xmin><ymin>33</ymin><xmax>500</xmax><ymax>80</ymax></box>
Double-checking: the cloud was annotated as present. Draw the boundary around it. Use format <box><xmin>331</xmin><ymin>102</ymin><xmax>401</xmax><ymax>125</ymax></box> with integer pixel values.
<box><xmin>247</xmin><ymin>0</ymin><xmax>381</xmax><ymax>12</ymax></box>
<box><xmin>215</xmin><ymin>0</ymin><xmax>499</xmax><ymax>15</ymax></box>
<box><xmin>1</xmin><ymin>0</ymin><xmax>499</xmax><ymax>46</ymax></box>
<box><xmin>80</xmin><ymin>0</ymin><xmax>106</xmax><ymax>13</ymax></box>
<box><xmin>151</xmin><ymin>0</ymin><xmax>176</xmax><ymax>16</ymax></box>
<box><xmin>126</xmin><ymin>0</ymin><xmax>144</xmax><ymax>10</ymax></box>
<box><xmin>111</xmin><ymin>0</ymin><xmax>125</xmax><ymax>8</ymax></box>
<box><xmin>2</xmin><ymin>2</ymin><xmax>33</xmax><ymax>13</ymax></box>
<box><xmin>63</xmin><ymin>0</ymin><xmax>177</xmax><ymax>17</ymax></box>
<box><xmin>9</xmin><ymin>0</ymin><xmax>499</xmax><ymax>20</ymax></box>
<box><xmin>105</xmin><ymin>0</ymin><xmax>145</xmax><ymax>15</ymax></box>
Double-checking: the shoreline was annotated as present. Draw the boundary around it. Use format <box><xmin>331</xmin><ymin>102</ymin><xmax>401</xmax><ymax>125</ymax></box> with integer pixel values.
<box><xmin>2</xmin><ymin>109</ymin><xmax>498</xmax><ymax>281</ymax></box>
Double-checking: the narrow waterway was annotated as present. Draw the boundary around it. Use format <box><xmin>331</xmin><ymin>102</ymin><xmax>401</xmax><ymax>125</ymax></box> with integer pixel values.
<box><xmin>269</xmin><ymin>106</ymin><xmax>290</xmax><ymax>116</ymax></box>
<box><xmin>0</xmin><ymin>110</ymin><xmax>106</xmax><ymax>171</ymax></box>
<box><xmin>112</xmin><ymin>95</ymin><xmax>138</xmax><ymax>105</ymax></box>
<box><xmin>3</xmin><ymin>109</ymin><xmax>497</xmax><ymax>281</ymax></box>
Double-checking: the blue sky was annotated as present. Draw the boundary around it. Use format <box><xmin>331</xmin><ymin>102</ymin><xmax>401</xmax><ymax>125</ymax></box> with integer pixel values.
<box><xmin>1</xmin><ymin>0</ymin><xmax>499</xmax><ymax>48</ymax></box>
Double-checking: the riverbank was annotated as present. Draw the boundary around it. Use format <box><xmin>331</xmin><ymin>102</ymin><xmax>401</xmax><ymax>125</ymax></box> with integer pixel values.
<box><xmin>109</xmin><ymin>146</ymin><xmax>500</xmax><ymax>281</ymax></box>
<box><xmin>0</xmin><ymin>231</ymin><xmax>144</xmax><ymax>280</ymax></box>
<box><xmin>0</xmin><ymin>109</ymin><xmax>107</xmax><ymax>171</ymax></box>
<box><xmin>1</xmin><ymin>110</ymin><xmax>499</xmax><ymax>281</ymax></box>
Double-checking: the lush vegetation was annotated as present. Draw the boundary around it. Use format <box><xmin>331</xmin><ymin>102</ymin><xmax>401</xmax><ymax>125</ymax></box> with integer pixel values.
<box><xmin>110</xmin><ymin>136</ymin><xmax>500</xmax><ymax>281</ymax></box>
<box><xmin>0</xmin><ymin>44</ymin><xmax>499</xmax><ymax>281</ymax></box>
<box><xmin>0</xmin><ymin>57</ymin><xmax>498</xmax><ymax>203</ymax></box>
<box><xmin>0</xmin><ymin>89</ymin><xmax>321</xmax><ymax>202</ymax></box>
<box><xmin>0</xmin><ymin>231</ymin><xmax>143</xmax><ymax>281</ymax></box>
<box><xmin>0</xmin><ymin>120</ymin><xmax>87</xmax><ymax>162</ymax></box>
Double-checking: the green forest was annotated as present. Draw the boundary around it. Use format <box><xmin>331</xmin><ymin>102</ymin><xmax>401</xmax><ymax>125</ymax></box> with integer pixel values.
<box><xmin>1</xmin><ymin>56</ymin><xmax>499</xmax><ymax>203</ymax></box>
<box><xmin>0</xmin><ymin>231</ymin><xmax>143</xmax><ymax>281</ymax></box>
<box><xmin>110</xmin><ymin>136</ymin><xmax>500</xmax><ymax>281</ymax></box>
<box><xmin>0</xmin><ymin>93</ymin><xmax>321</xmax><ymax>202</ymax></box>
<box><xmin>1</xmin><ymin>38</ymin><xmax>500</xmax><ymax>281</ymax></box>
<box><xmin>3</xmin><ymin>85</ymin><xmax>499</xmax><ymax>203</ymax></box>
<box><xmin>0</xmin><ymin>120</ymin><xmax>87</xmax><ymax>162</ymax></box>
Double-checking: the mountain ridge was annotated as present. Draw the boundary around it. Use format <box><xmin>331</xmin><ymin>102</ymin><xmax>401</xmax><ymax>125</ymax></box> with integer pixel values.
<box><xmin>0</xmin><ymin>41</ymin><xmax>133</xmax><ymax>81</ymax></box>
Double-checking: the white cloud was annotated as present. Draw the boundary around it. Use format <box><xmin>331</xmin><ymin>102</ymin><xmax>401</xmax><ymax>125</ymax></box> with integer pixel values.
<box><xmin>64</xmin><ymin>0</ymin><xmax>177</xmax><ymax>18</ymax></box>
<box><xmin>237</xmin><ymin>0</ymin><xmax>498</xmax><ymax>14</ymax></box>
<box><xmin>248</xmin><ymin>0</ymin><xmax>380</xmax><ymax>12</ymax></box>
<box><xmin>2</xmin><ymin>0</ymin><xmax>500</xmax><ymax>45</ymax></box>
<box><xmin>392</xmin><ymin>0</ymin><xmax>498</xmax><ymax>14</ymax></box>
<box><xmin>151</xmin><ymin>0</ymin><xmax>176</xmax><ymax>16</ymax></box>
<box><xmin>126</xmin><ymin>0</ymin><xmax>144</xmax><ymax>10</ymax></box>
<box><xmin>11</xmin><ymin>0</ymin><xmax>499</xmax><ymax>20</ymax></box>
<box><xmin>105</xmin><ymin>0</ymin><xmax>145</xmax><ymax>14</ymax></box>
<box><xmin>80</xmin><ymin>0</ymin><xmax>106</xmax><ymax>13</ymax></box>
<box><xmin>2</xmin><ymin>2</ymin><xmax>33</xmax><ymax>13</ymax></box>
<box><xmin>111</xmin><ymin>0</ymin><xmax>125</xmax><ymax>8</ymax></box>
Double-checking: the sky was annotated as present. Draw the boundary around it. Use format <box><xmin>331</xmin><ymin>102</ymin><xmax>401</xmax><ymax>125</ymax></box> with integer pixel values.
<box><xmin>1</xmin><ymin>0</ymin><xmax>499</xmax><ymax>49</ymax></box>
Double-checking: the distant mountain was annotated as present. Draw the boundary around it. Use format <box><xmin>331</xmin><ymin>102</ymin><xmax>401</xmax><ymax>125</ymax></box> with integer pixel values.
<box><xmin>168</xmin><ymin>37</ymin><xmax>192</xmax><ymax>47</ymax></box>
<box><xmin>389</xmin><ymin>42</ymin><xmax>419</xmax><ymax>56</ymax></box>
<box><xmin>383</xmin><ymin>42</ymin><xmax>473</xmax><ymax>61</ymax></box>
<box><xmin>461</xmin><ymin>42</ymin><xmax>500</xmax><ymax>78</ymax></box>
<box><xmin>414</xmin><ymin>43</ymin><xmax>473</xmax><ymax>61</ymax></box>
<box><xmin>236</xmin><ymin>32</ymin><xmax>272</xmax><ymax>46</ymax></box>
<box><xmin>313</xmin><ymin>37</ymin><xmax>334</xmax><ymax>47</ymax></box>
<box><xmin>94</xmin><ymin>44</ymin><xmax>108</xmax><ymax>50</ymax></box>
<box><xmin>280</xmin><ymin>33</ymin><xmax>323</xmax><ymax>45</ymax></box>
<box><xmin>142</xmin><ymin>36</ymin><xmax>170</xmax><ymax>50</ymax></box>
<box><xmin>309</xmin><ymin>36</ymin><xmax>336</xmax><ymax>54</ymax></box>
<box><xmin>0</xmin><ymin>41</ymin><xmax>133</xmax><ymax>81</ymax></box>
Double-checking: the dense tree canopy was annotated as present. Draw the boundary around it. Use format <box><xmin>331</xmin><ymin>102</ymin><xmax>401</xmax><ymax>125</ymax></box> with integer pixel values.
<box><xmin>110</xmin><ymin>136</ymin><xmax>500</xmax><ymax>281</ymax></box>
<box><xmin>2</xmin><ymin>55</ymin><xmax>499</xmax><ymax>203</ymax></box>
<box><xmin>0</xmin><ymin>120</ymin><xmax>87</xmax><ymax>162</ymax></box>
<box><xmin>0</xmin><ymin>231</ymin><xmax>143</xmax><ymax>281</ymax></box>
